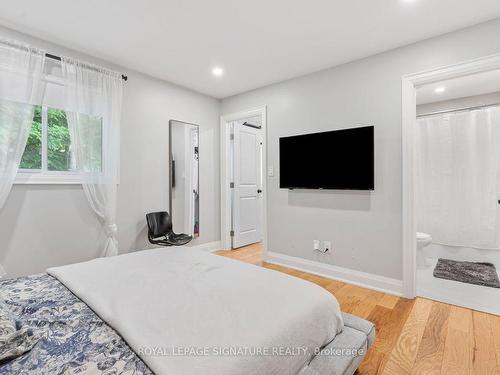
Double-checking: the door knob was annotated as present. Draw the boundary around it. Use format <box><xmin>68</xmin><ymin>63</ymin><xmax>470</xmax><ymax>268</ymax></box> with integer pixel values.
<box><xmin>257</xmin><ymin>189</ymin><xmax>262</xmax><ymax>193</ymax></box>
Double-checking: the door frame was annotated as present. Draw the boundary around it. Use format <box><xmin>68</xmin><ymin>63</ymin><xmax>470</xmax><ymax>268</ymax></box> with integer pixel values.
<box><xmin>220</xmin><ymin>106</ymin><xmax>268</xmax><ymax>252</ymax></box>
<box><xmin>401</xmin><ymin>53</ymin><xmax>500</xmax><ymax>298</ymax></box>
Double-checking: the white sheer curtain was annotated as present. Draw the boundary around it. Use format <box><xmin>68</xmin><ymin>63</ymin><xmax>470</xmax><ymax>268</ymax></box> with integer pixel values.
<box><xmin>0</xmin><ymin>39</ymin><xmax>46</xmax><ymax>275</ymax></box>
<box><xmin>61</xmin><ymin>57</ymin><xmax>123</xmax><ymax>257</ymax></box>
<box><xmin>416</xmin><ymin>107</ymin><xmax>500</xmax><ymax>250</ymax></box>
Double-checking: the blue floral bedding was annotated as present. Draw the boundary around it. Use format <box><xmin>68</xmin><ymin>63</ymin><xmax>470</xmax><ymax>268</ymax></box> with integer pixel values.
<box><xmin>0</xmin><ymin>274</ymin><xmax>153</xmax><ymax>374</ymax></box>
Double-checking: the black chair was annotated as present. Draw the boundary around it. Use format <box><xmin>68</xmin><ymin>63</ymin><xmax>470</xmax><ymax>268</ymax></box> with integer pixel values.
<box><xmin>146</xmin><ymin>211</ymin><xmax>193</xmax><ymax>246</ymax></box>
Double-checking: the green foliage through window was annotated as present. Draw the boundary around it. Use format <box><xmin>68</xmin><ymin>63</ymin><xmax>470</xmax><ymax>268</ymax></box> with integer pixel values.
<box><xmin>19</xmin><ymin>106</ymin><xmax>103</xmax><ymax>174</ymax></box>
<box><xmin>47</xmin><ymin>108</ymin><xmax>72</xmax><ymax>171</ymax></box>
<box><xmin>19</xmin><ymin>106</ymin><xmax>42</xmax><ymax>170</ymax></box>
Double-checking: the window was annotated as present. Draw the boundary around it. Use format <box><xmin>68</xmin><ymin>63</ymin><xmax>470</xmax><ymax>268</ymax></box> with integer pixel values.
<box><xmin>16</xmin><ymin>106</ymin><xmax>103</xmax><ymax>184</ymax></box>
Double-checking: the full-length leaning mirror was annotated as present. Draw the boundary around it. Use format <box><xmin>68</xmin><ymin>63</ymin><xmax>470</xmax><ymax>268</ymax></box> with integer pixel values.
<box><xmin>169</xmin><ymin>120</ymin><xmax>200</xmax><ymax>238</ymax></box>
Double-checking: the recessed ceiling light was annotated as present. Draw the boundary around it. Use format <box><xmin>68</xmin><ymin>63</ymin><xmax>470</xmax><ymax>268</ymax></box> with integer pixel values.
<box><xmin>434</xmin><ymin>86</ymin><xmax>446</xmax><ymax>93</ymax></box>
<box><xmin>212</xmin><ymin>67</ymin><xmax>224</xmax><ymax>77</ymax></box>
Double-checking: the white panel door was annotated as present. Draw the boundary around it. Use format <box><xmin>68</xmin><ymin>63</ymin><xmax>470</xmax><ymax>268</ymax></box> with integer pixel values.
<box><xmin>233</xmin><ymin>123</ymin><xmax>263</xmax><ymax>248</ymax></box>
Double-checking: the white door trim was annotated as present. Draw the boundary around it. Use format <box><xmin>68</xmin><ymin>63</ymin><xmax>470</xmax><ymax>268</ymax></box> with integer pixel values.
<box><xmin>401</xmin><ymin>53</ymin><xmax>500</xmax><ymax>298</ymax></box>
<box><xmin>220</xmin><ymin>106</ymin><xmax>268</xmax><ymax>254</ymax></box>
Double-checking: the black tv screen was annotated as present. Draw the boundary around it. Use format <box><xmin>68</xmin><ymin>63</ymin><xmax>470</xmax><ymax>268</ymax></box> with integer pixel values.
<box><xmin>279</xmin><ymin>126</ymin><xmax>374</xmax><ymax>190</ymax></box>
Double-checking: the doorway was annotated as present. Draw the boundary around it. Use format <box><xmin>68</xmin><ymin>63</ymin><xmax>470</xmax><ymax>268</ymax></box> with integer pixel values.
<box><xmin>220</xmin><ymin>107</ymin><xmax>267</xmax><ymax>251</ymax></box>
<box><xmin>402</xmin><ymin>55</ymin><xmax>500</xmax><ymax>314</ymax></box>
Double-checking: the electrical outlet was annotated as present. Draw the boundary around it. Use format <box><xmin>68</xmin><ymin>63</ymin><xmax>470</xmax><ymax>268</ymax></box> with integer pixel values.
<box><xmin>323</xmin><ymin>241</ymin><xmax>332</xmax><ymax>253</ymax></box>
<box><xmin>313</xmin><ymin>240</ymin><xmax>320</xmax><ymax>251</ymax></box>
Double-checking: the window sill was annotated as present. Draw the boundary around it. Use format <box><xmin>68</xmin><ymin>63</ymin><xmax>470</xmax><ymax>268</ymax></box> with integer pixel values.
<box><xmin>14</xmin><ymin>172</ymin><xmax>82</xmax><ymax>185</ymax></box>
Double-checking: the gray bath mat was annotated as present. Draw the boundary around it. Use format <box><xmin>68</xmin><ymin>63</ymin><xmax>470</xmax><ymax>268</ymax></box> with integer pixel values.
<box><xmin>433</xmin><ymin>258</ymin><xmax>500</xmax><ymax>288</ymax></box>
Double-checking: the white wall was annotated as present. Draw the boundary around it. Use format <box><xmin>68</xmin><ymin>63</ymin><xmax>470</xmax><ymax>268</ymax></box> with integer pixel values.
<box><xmin>221</xmin><ymin>18</ymin><xmax>500</xmax><ymax>281</ymax></box>
<box><xmin>0</xmin><ymin>26</ymin><xmax>220</xmax><ymax>277</ymax></box>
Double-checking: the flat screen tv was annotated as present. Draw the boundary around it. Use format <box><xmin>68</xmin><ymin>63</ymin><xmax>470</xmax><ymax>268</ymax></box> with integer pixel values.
<box><xmin>279</xmin><ymin>126</ymin><xmax>374</xmax><ymax>190</ymax></box>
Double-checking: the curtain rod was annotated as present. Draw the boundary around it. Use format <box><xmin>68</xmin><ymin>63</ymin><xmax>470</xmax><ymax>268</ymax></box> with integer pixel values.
<box><xmin>45</xmin><ymin>53</ymin><xmax>128</xmax><ymax>81</ymax></box>
<box><xmin>417</xmin><ymin>102</ymin><xmax>500</xmax><ymax>118</ymax></box>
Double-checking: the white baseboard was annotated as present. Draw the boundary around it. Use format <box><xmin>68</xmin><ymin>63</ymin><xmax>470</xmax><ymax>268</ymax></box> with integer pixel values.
<box><xmin>265</xmin><ymin>251</ymin><xmax>403</xmax><ymax>296</ymax></box>
<box><xmin>188</xmin><ymin>241</ymin><xmax>222</xmax><ymax>253</ymax></box>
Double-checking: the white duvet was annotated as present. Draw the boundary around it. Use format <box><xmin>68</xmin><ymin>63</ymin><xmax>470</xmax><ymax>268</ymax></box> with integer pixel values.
<box><xmin>48</xmin><ymin>247</ymin><xmax>343</xmax><ymax>375</ymax></box>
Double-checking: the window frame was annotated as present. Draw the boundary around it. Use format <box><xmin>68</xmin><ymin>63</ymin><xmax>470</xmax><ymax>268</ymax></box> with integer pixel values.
<box><xmin>15</xmin><ymin>105</ymin><xmax>82</xmax><ymax>185</ymax></box>
<box><xmin>15</xmin><ymin>171</ymin><xmax>82</xmax><ymax>185</ymax></box>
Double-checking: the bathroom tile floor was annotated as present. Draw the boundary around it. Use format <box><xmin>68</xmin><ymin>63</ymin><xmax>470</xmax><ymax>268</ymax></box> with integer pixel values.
<box><xmin>417</xmin><ymin>258</ymin><xmax>500</xmax><ymax>315</ymax></box>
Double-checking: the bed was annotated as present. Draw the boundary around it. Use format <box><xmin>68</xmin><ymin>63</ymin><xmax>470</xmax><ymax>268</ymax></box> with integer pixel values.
<box><xmin>0</xmin><ymin>247</ymin><xmax>375</xmax><ymax>375</ymax></box>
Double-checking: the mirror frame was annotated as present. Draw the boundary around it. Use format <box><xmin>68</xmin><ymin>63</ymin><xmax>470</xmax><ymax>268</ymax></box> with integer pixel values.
<box><xmin>169</xmin><ymin>119</ymin><xmax>200</xmax><ymax>237</ymax></box>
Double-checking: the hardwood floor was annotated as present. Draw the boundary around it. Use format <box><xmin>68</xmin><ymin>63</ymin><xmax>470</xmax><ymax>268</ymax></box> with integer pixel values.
<box><xmin>215</xmin><ymin>243</ymin><xmax>500</xmax><ymax>375</ymax></box>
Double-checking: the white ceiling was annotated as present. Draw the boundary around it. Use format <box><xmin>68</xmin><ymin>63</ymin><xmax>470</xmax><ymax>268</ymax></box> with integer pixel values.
<box><xmin>1</xmin><ymin>1</ymin><xmax>500</xmax><ymax>98</ymax></box>
<box><xmin>416</xmin><ymin>69</ymin><xmax>500</xmax><ymax>104</ymax></box>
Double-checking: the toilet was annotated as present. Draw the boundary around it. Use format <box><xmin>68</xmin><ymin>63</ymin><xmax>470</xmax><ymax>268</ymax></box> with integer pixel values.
<box><xmin>416</xmin><ymin>232</ymin><xmax>432</xmax><ymax>268</ymax></box>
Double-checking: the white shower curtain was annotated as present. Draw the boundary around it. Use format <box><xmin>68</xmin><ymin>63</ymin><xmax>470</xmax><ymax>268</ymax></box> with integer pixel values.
<box><xmin>61</xmin><ymin>57</ymin><xmax>123</xmax><ymax>257</ymax></box>
<box><xmin>0</xmin><ymin>39</ymin><xmax>46</xmax><ymax>275</ymax></box>
<box><xmin>416</xmin><ymin>107</ymin><xmax>500</xmax><ymax>250</ymax></box>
